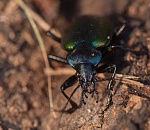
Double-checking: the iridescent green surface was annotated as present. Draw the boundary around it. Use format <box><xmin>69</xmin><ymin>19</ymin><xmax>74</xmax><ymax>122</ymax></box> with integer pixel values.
<box><xmin>62</xmin><ymin>16</ymin><xmax>113</xmax><ymax>51</ymax></box>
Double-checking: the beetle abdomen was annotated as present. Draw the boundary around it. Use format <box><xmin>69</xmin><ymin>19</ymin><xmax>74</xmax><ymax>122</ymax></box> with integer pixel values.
<box><xmin>62</xmin><ymin>16</ymin><xmax>113</xmax><ymax>51</ymax></box>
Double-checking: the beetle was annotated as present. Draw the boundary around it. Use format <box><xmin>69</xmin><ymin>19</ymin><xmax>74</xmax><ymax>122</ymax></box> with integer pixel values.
<box><xmin>47</xmin><ymin>15</ymin><xmax>123</xmax><ymax>113</ymax></box>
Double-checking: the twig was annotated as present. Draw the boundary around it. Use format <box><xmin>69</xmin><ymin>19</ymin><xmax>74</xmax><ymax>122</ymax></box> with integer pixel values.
<box><xmin>17</xmin><ymin>0</ymin><xmax>56</xmax><ymax>118</ymax></box>
<box><xmin>115</xmin><ymin>77</ymin><xmax>144</xmax><ymax>87</ymax></box>
<box><xmin>17</xmin><ymin>1</ymin><xmax>61</xmax><ymax>37</ymax></box>
<box><xmin>47</xmin><ymin>67</ymin><xmax>76</xmax><ymax>75</ymax></box>
<box><xmin>49</xmin><ymin>67</ymin><xmax>144</xmax><ymax>87</ymax></box>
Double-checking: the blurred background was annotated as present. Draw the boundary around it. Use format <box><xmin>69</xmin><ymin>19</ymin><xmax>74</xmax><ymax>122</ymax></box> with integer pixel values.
<box><xmin>0</xmin><ymin>0</ymin><xmax>150</xmax><ymax>130</ymax></box>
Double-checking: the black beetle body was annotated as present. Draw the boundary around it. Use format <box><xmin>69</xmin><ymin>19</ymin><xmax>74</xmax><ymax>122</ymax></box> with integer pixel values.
<box><xmin>48</xmin><ymin>16</ymin><xmax>116</xmax><ymax>113</ymax></box>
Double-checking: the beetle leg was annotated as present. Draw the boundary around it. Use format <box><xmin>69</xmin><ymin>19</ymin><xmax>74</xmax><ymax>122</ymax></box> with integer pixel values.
<box><xmin>96</xmin><ymin>64</ymin><xmax>116</xmax><ymax>112</ymax></box>
<box><xmin>60</xmin><ymin>75</ymin><xmax>79</xmax><ymax>113</ymax></box>
<box><xmin>96</xmin><ymin>64</ymin><xmax>116</xmax><ymax>89</ymax></box>
<box><xmin>108</xmin><ymin>45</ymin><xmax>149</xmax><ymax>55</ymax></box>
<box><xmin>48</xmin><ymin>55</ymin><xmax>67</xmax><ymax>63</ymax></box>
<box><xmin>81</xmin><ymin>91</ymin><xmax>87</xmax><ymax>105</ymax></box>
<box><xmin>106</xmin><ymin>64</ymin><xmax>116</xmax><ymax>90</ymax></box>
<box><xmin>103</xmin><ymin>64</ymin><xmax>116</xmax><ymax>112</ymax></box>
<box><xmin>96</xmin><ymin>64</ymin><xmax>113</xmax><ymax>73</ymax></box>
<box><xmin>101</xmin><ymin>91</ymin><xmax>113</xmax><ymax>114</ymax></box>
<box><xmin>115</xmin><ymin>23</ymin><xmax>126</xmax><ymax>36</ymax></box>
<box><xmin>90</xmin><ymin>81</ymin><xmax>99</xmax><ymax>103</ymax></box>
<box><xmin>46</xmin><ymin>31</ymin><xmax>61</xmax><ymax>43</ymax></box>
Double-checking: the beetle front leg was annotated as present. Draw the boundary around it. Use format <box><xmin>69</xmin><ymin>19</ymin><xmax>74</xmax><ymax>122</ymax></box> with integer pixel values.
<box><xmin>60</xmin><ymin>75</ymin><xmax>79</xmax><ymax>114</ymax></box>
<box><xmin>106</xmin><ymin>64</ymin><xmax>116</xmax><ymax>90</ymax></box>
<box><xmin>104</xmin><ymin>64</ymin><xmax>116</xmax><ymax>112</ymax></box>
<box><xmin>96</xmin><ymin>64</ymin><xmax>116</xmax><ymax>113</ymax></box>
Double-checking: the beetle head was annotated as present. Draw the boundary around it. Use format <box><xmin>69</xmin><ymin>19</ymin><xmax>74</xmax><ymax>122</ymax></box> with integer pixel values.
<box><xmin>66</xmin><ymin>43</ymin><xmax>101</xmax><ymax>94</ymax></box>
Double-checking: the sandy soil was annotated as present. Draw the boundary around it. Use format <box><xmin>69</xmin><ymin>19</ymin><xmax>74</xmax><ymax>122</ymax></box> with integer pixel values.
<box><xmin>0</xmin><ymin>0</ymin><xmax>150</xmax><ymax>130</ymax></box>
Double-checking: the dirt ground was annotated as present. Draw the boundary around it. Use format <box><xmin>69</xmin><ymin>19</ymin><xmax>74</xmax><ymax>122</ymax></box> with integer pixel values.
<box><xmin>0</xmin><ymin>0</ymin><xmax>150</xmax><ymax>130</ymax></box>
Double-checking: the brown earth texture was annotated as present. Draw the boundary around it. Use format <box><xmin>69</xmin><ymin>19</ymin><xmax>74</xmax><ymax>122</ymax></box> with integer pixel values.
<box><xmin>0</xmin><ymin>0</ymin><xmax>150</xmax><ymax>130</ymax></box>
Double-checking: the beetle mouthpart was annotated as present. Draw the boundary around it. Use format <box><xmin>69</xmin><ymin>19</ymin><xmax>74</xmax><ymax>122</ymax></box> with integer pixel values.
<box><xmin>76</xmin><ymin>63</ymin><xmax>95</xmax><ymax>83</ymax></box>
<box><xmin>79</xmin><ymin>78</ymin><xmax>99</xmax><ymax>104</ymax></box>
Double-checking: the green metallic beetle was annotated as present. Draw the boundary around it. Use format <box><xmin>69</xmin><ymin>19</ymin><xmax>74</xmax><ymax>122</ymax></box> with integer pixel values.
<box><xmin>48</xmin><ymin>16</ymin><xmax>117</xmax><ymax>113</ymax></box>
<box><xmin>62</xmin><ymin>16</ymin><xmax>113</xmax><ymax>51</ymax></box>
